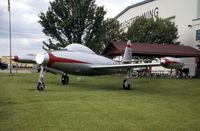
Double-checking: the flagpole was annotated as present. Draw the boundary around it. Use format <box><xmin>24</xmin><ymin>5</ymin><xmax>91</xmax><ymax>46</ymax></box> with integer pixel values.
<box><xmin>8</xmin><ymin>0</ymin><xmax>12</xmax><ymax>74</ymax></box>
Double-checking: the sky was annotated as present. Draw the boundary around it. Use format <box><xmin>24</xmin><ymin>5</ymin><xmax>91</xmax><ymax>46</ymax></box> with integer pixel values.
<box><xmin>0</xmin><ymin>0</ymin><xmax>143</xmax><ymax>56</ymax></box>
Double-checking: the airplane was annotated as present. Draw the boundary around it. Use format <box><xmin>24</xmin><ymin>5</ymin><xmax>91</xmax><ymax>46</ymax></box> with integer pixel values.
<box><xmin>12</xmin><ymin>40</ymin><xmax>184</xmax><ymax>91</ymax></box>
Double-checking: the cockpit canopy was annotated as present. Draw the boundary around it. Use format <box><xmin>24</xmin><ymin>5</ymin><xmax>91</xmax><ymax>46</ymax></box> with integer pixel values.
<box><xmin>65</xmin><ymin>43</ymin><xmax>95</xmax><ymax>54</ymax></box>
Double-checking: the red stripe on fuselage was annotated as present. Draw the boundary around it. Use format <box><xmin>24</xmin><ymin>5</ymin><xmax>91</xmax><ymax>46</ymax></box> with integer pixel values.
<box><xmin>126</xmin><ymin>44</ymin><xmax>131</xmax><ymax>48</ymax></box>
<box><xmin>47</xmin><ymin>52</ymin><xmax>90</xmax><ymax>67</ymax></box>
<box><xmin>12</xmin><ymin>56</ymin><xmax>19</xmax><ymax>62</ymax></box>
<box><xmin>163</xmin><ymin>58</ymin><xmax>179</xmax><ymax>65</ymax></box>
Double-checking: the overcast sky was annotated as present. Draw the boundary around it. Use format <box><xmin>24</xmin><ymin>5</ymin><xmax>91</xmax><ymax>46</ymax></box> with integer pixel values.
<box><xmin>0</xmin><ymin>0</ymin><xmax>143</xmax><ymax>56</ymax></box>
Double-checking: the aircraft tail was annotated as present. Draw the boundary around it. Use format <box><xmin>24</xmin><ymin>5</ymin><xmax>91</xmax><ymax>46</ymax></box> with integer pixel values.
<box><xmin>122</xmin><ymin>40</ymin><xmax>132</xmax><ymax>64</ymax></box>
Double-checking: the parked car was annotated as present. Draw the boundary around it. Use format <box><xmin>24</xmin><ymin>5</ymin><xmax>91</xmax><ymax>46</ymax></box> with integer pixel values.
<box><xmin>0</xmin><ymin>62</ymin><xmax>8</xmax><ymax>70</ymax></box>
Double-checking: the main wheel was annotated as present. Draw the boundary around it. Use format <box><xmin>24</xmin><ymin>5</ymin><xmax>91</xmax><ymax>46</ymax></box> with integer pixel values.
<box><xmin>61</xmin><ymin>75</ymin><xmax>69</xmax><ymax>85</ymax></box>
<box><xmin>37</xmin><ymin>82</ymin><xmax>45</xmax><ymax>91</ymax></box>
<box><xmin>123</xmin><ymin>79</ymin><xmax>130</xmax><ymax>90</ymax></box>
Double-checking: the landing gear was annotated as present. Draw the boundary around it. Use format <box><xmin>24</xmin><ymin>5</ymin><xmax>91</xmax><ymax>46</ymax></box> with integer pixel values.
<box><xmin>37</xmin><ymin>66</ymin><xmax>45</xmax><ymax>91</ymax></box>
<box><xmin>61</xmin><ymin>74</ymin><xmax>69</xmax><ymax>85</ymax></box>
<box><xmin>123</xmin><ymin>79</ymin><xmax>130</xmax><ymax>90</ymax></box>
<box><xmin>123</xmin><ymin>69</ymin><xmax>132</xmax><ymax>90</ymax></box>
<box><xmin>37</xmin><ymin>82</ymin><xmax>45</xmax><ymax>91</ymax></box>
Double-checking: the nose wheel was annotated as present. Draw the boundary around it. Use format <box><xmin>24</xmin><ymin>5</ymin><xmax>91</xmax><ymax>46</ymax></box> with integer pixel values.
<box><xmin>61</xmin><ymin>74</ymin><xmax>69</xmax><ymax>85</ymax></box>
<box><xmin>37</xmin><ymin>66</ymin><xmax>45</xmax><ymax>91</ymax></box>
<box><xmin>37</xmin><ymin>82</ymin><xmax>45</xmax><ymax>91</ymax></box>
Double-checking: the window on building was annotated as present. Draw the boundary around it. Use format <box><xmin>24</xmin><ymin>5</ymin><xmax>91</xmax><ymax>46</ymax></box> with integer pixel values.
<box><xmin>196</xmin><ymin>29</ymin><xmax>200</xmax><ymax>41</ymax></box>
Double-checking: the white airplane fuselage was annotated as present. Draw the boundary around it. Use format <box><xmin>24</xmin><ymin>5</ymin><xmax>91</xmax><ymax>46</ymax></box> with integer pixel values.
<box><xmin>38</xmin><ymin>50</ymin><xmax>119</xmax><ymax>76</ymax></box>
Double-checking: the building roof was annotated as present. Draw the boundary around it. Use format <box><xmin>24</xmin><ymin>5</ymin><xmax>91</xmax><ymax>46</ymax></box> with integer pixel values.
<box><xmin>102</xmin><ymin>41</ymin><xmax>200</xmax><ymax>57</ymax></box>
<box><xmin>114</xmin><ymin>0</ymin><xmax>155</xmax><ymax>19</ymax></box>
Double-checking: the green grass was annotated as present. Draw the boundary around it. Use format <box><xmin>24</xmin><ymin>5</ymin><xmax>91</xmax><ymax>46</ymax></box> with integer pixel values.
<box><xmin>0</xmin><ymin>73</ymin><xmax>200</xmax><ymax>131</ymax></box>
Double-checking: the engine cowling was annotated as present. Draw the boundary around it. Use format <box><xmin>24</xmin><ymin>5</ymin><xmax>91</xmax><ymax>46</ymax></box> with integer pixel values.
<box><xmin>35</xmin><ymin>53</ymin><xmax>49</xmax><ymax>66</ymax></box>
<box><xmin>161</xmin><ymin>57</ymin><xmax>184</xmax><ymax>69</ymax></box>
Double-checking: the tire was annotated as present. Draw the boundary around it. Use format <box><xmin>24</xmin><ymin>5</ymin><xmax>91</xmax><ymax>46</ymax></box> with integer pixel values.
<box><xmin>123</xmin><ymin>79</ymin><xmax>130</xmax><ymax>90</ymax></box>
<box><xmin>37</xmin><ymin>82</ymin><xmax>45</xmax><ymax>91</ymax></box>
<box><xmin>61</xmin><ymin>75</ymin><xmax>69</xmax><ymax>85</ymax></box>
<box><xmin>123</xmin><ymin>79</ymin><xmax>126</xmax><ymax>89</ymax></box>
<box><xmin>126</xmin><ymin>84</ymin><xmax>130</xmax><ymax>90</ymax></box>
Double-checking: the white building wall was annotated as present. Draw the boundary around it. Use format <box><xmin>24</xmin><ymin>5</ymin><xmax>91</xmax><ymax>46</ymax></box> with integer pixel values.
<box><xmin>197</xmin><ymin>0</ymin><xmax>200</xmax><ymax>18</ymax></box>
<box><xmin>116</xmin><ymin>0</ymin><xmax>200</xmax><ymax>76</ymax></box>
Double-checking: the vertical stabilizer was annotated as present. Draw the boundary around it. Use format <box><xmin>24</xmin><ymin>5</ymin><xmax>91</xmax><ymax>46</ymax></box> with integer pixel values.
<box><xmin>122</xmin><ymin>40</ymin><xmax>132</xmax><ymax>64</ymax></box>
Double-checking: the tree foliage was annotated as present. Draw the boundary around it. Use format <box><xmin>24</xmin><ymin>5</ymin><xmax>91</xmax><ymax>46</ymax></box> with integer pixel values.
<box><xmin>126</xmin><ymin>17</ymin><xmax>179</xmax><ymax>44</ymax></box>
<box><xmin>38</xmin><ymin>0</ymin><xmax>106</xmax><ymax>52</ymax></box>
<box><xmin>101</xmin><ymin>18</ymin><xmax>126</xmax><ymax>49</ymax></box>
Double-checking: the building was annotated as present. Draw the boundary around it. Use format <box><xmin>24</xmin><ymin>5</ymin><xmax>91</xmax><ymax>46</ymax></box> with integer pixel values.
<box><xmin>114</xmin><ymin>0</ymin><xmax>200</xmax><ymax>76</ymax></box>
<box><xmin>102</xmin><ymin>42</ymin><xmax>200</xmax><ymax>58</ymax></box>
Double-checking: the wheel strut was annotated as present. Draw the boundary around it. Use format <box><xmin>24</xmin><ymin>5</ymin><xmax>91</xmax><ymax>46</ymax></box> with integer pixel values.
<box><xmin>123</xmin><ymin>69</ymin><xmax>132</xmax><ymax>90</ymax></box>
<box><xmin>37</xmin><ymin>66</ymin><xmax>45</xmax><ymax>91</ymax></box>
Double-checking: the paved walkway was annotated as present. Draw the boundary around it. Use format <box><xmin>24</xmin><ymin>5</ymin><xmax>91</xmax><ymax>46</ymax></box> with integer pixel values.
<box><xmin>0</xmin><ymin>69</ymin><xmax>37</xmax><ymax>74</ymax></box>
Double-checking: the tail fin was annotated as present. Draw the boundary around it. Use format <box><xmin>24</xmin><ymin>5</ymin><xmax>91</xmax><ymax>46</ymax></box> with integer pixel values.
<box><xmin>122</xmin><ymin>40</ymin><xmax>132</xmax><ymax>64</ymax></box>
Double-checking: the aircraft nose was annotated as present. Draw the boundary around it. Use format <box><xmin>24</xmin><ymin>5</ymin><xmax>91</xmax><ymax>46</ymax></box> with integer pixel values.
<box><xmin>35</xmin><ymin>53</ymin><xmax>49</xmax><ymax>65</ymax></box>
<box><xmin>11</xmin><ymin>55</ymin><xmax>19</xmax><ymax>62</ymax></box>
<box><xmin>160</xmin><ymin>58</ymin><xmax>166</xmax><ymax>65</ymax></box>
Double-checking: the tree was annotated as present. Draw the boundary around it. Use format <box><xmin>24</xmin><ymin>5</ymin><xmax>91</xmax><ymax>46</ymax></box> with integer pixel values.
<box><xmin>38</xmin><ymin>0</ymin><xmax>106</xmax><ymax>53</ymax></box>
<box><xmin>126</xmin><ymin>17</ymin><xmax>179</xmax><ymax>44</ymax></box>
<box><xmin>100</xmin><ymin>18</ymin><xmax>126</xmax><ymax>51</ymax></box>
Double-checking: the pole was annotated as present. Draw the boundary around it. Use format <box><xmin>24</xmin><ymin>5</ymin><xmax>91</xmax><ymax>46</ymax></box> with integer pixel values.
<box><xmin>8</xmin><ymin>0</ymin><xmax>12</xmax><ymax>74</ymax></box>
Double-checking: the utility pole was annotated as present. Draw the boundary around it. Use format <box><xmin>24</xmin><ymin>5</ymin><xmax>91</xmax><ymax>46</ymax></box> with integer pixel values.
<box><xmin>8</xmin><ymin>0</ymin><xmax>12</xmax><ymax>74</ymax></box>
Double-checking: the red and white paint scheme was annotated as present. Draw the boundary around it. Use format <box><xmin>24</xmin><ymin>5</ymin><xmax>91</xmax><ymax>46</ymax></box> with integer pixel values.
<box><xmin>160</xmin><ymin>57</ymin><xmax>184</xmax><ymax>69</ymax></box>
<box><xmin>11</xmin><ymin>54</ymin><xmax>36</xmax><ymax>63</ymax></box>
<box><xmin>12</xmin><ymin>40</ymin><xmax>184</xmax><ymax>91</ymax></box>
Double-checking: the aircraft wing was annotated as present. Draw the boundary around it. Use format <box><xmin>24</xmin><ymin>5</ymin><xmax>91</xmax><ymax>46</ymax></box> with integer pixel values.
<box><xmin>90</xmin><ymin>63</ymin><xmax>161</xmax><ymax>69</ymax></box>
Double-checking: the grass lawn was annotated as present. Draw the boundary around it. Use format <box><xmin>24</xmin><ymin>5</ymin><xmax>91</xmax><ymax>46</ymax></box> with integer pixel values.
<box><xmin>0</xmin><ymin>73</ymin><xmax>200</xmax><ymax>131</ymax></box>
